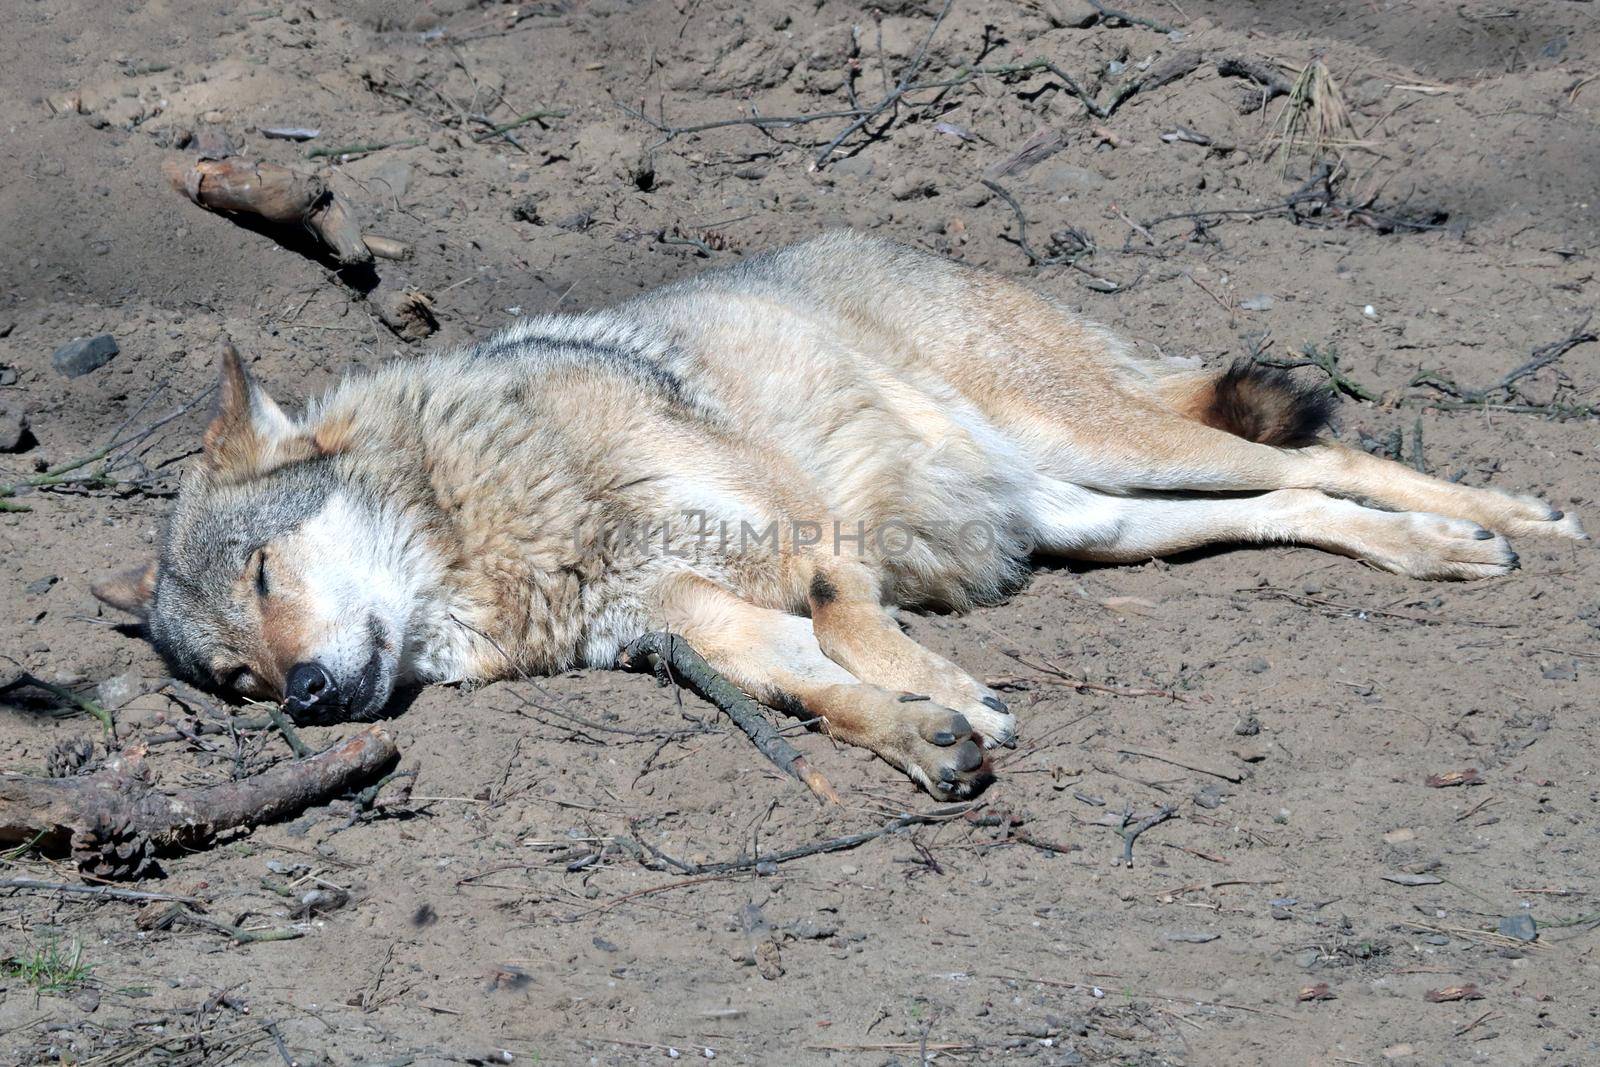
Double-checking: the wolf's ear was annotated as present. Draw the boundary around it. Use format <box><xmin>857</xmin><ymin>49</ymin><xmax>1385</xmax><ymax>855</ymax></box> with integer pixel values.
<box><xmin>202</xmin><ymin>345</ymin><xmax>315</xmax><ymax>480</ymax></box>
<box><xmin>92</xmin><ymin>560</ymin><xmax>157</xmax><ymax>619</ymax></box>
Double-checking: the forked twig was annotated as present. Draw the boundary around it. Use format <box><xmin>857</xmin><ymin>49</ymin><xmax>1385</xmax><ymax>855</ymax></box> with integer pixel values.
<box><xmin>1119</xmin><ymin>804</ymin><xmax>1177</xmax><ymax>866</ymax></box>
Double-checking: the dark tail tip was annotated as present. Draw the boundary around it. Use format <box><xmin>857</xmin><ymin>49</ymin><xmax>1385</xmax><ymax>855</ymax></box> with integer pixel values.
<box><xmin>1199</xmin><ymin>358</ymin><xmax>1335</xmax><ymax>447</ymax></box>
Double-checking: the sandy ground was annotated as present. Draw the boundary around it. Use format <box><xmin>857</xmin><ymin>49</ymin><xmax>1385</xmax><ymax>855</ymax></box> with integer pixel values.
<box><xmin>2</xmin><ymin>1</ymin><xmax>1599</xmax><ymax>1064</ymax></box>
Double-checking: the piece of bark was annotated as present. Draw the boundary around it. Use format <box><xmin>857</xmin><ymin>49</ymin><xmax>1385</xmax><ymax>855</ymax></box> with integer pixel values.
<box><xmin>985</xmin><ymin>127</ymin><xmax>1070</xmax><ymax>179</ymax></box>
<box><xmin>1215</xmin><ymin>55</ymin><xmax>1295</xmax><ymax>113</ymax></box>
<box><xmin>362</xmin><ymin>234</ymin><xmax>412</xmax><ymax>260</ymax></box>
<box><xmin>1143</xmin><ymin>50</ymin><xmax>1204</xmax><ymax>92</ymax></box>
<box><xmin>0</xmin><ymin>724</ymin><xmax>398</xmax><ymax>879</ymax></box>
<box><xmin>162</xmin><ymin>157</ymin><xmax>373</xmax><ymax>266</ymax></box>
<box><xmin>306</xmin><ymin>189</ymin><xmax>373</xmax><ymax>266</ymax></box>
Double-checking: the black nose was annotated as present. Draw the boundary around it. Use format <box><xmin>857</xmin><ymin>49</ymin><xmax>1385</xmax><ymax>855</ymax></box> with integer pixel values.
<box><xmin>284</xmin><ymin>662</ymin><xmax>338</xmax><ymax>712</ymax></box>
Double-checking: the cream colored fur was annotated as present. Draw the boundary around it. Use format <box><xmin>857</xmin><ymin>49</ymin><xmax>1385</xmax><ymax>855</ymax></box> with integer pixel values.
<box><xmin>95</xmin><ymin>232</ymin><xmax>1587</xmax><ymax>799</ymax></box>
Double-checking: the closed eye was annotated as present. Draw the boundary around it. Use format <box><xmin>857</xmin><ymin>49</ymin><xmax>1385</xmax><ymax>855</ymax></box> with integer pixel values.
<box><xmin>254</xmin><ymin>548</ymin><xmax>270</xmax><ymax>598</ymax></box>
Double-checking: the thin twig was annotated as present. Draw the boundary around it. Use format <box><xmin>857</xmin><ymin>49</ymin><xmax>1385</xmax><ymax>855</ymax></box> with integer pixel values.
<box><xmin>814</xmin><ymin>0</ymin><xmax>955</xmax><ymax>168</ymax></box>
<box><xmin>0</xmin><ymin>670</ymin><xmax>115</xmax><ymax>738</ymax></box>
<box><xmin>471</xmin><ymin>108</ymin><xmax>568</xmax><ymax>142</ymax></box>
<box><xmin>628</xmin><ymin>803</ymin><xmax>982</xmax><ymax>876</ymax></box>
<box><xmin>262</xmin><ymin>702</ymin><xmax>310</xmax><ymax>758</ymax></box>
<box><xmin>0</xmin><ymin>878</ymin><xmax>203</xmax><ymax>904</ymax></box>
<box><xmin>306</xmin><ymin>137</ymin><xmax>425</xmax><ymax>160</ymax></box>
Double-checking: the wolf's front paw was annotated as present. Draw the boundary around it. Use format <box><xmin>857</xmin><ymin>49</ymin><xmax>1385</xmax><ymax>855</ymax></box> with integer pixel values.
<box><xmin>893</xmin><ymin>705</ymin><xmax>993</xmax><ymax>801</ymax></box>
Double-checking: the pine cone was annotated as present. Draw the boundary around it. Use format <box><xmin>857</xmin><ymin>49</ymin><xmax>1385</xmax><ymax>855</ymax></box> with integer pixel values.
<box><xmin>72</xmin><ymin>818</ymin><xmax>160</xmax><ymax>881</ymax></box>
<box><xmin>46</xmin><ymin>736</ymin><xmax>96</xmax><ymax>778</ymax></box>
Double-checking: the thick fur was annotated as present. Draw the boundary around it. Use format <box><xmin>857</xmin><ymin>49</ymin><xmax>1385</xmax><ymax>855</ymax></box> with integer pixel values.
<box><xmin>94</xmin><ymin>231</ymin><xmax>1586</xmax><ymax>799</ymax></box>
<box><xmin>1192</xmin><ymin>358</ymin><xmax>1334</xmax><ymax>447</ymax></box>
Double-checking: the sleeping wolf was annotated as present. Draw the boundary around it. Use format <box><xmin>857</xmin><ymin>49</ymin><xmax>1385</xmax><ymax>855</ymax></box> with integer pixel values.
<box><xmin>93</xmin><ymin>231</ymin><xmax>1586</xmax><ymax>799</ymax></box>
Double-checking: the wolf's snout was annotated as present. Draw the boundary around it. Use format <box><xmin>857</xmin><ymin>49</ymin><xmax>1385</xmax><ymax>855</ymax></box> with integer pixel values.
<box><xmin>284</xmin><ymin>661</ymin><xmax>339</xmax><ymax>713</ymax></box>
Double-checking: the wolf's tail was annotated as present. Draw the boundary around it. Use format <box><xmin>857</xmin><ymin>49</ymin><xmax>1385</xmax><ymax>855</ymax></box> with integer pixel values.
<box><xmin>1159</xmin><ymin>358</ymin><xmax>1334</xmax><ymax>448</ymax></box>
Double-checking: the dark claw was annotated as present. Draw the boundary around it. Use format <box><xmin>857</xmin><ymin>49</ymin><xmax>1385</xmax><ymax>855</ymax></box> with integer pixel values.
<box><xmin>1551</xmin><ymin>510</ymin><xmax>1565</xmax><ymax>520</ymax></box>
<box><xmin>982</xmin><ymin>695</ymin><xmax>1009</xmax><ymax>714</ymax></box>
<box><xmin>1473</xmin><ymin>528</ymin><xmax>1493</xmax><ymax>540</ymax></box>
<box><xmin>1508</xmin><ymin>552</ymin><xmax>1521</xmax><ymax>568</ymax></box>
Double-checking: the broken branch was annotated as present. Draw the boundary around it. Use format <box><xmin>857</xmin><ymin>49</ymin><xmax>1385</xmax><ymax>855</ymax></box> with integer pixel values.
<box><xmin>621</xmin><ymin>632</ymin><xmax>839</xmax><ymax>804</ymax></box>
<box><xmin>0</xmin><ymin>724</ymin><xmax>399</xmax><ymax>879</ymax></box>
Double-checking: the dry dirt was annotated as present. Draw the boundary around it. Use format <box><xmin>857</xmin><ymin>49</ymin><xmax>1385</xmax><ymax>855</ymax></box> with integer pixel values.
<box><xmin>3</xmin><ymin>1</ymin><xmax>1599</xmax><ymax>1064</ymax></box>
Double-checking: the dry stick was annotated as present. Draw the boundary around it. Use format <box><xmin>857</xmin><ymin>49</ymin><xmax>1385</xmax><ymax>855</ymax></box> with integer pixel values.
<box><xmin>0</xmin><ymin>878</ymin><xmax>203</xmax><ymax>905</ymax></box>
<box><xmin>981</xmin><ymin>179</ymin><xmax>1127</xmax><ymax>289</ymax></box>
<box><xmin>1118</xmin><ymin>805</ymin><xmax>1177</xmax><ymax>867</ymax></box>
<box><xmin>620</xmin><ymin>632</ymin><xmax>839</xmax><ymax>803</ymax></box>
<box><xmin>999</xmin><ymin>648</ymin><xmax>1189</xmax><ymax>701</ymax></box>
<box><xmin>1411</xmin><ymin>316</ymin><xmax>1596</xmax><ymax>405</ymax></box>
<box><xmin>0</xmin><ymin>383</ymin><xmax>214</xmax><ymax>513</ymax></box>
<box><xmin>1260</xmin><ymin>343</ymin><xmax>1379</xmax><ymax>403</ymax></box>
<box><xmin>619</xmin><ymin>57</ymin><xmax>1106</xmax><ymax>152</ymax></box>
<box><xmin>305</xmin><ymin>137</ymin><xmax>426</xmax><ymax>159</ymax></box>
<box><xmin>615</xmin><ymin>101</ymin><xmax>872</xmax><ymax>144</ymax></box>
<box><xmin>1250</xmin><ymin>586</ymin><xmax>1512</xmax><ymax>628</ymax></box>
<box><xmin>1088</xmin><ymin>0</ymin><xmax>1176</xmax><ymax>33</ymax></box>
<box><xmin>0</xmin><ymin>724</ymin><xmax>399</xmax><ymax>860</ymax></box>
<box><xmin>814</xmin><ymin>0</ymin><xmax>955</xmax><ymax>168</ymax></box>
<box><xmin>471</xmin><ymin>108</ymin><xmax>568</xmax><ymax>142</ymax></box>
<box><xmin>1117</xmin><ymin>746</ymin><xmax>1243</xmax><ymax>783</ymax></box>
<box><xmin>628</xmin><ymin>803</ymin><xmax>981</xmax><ymax>876</ymax></box>
<box><xmin>262</xmin><ymin>702</ymin><xmax>310</xmax><ymax>758</ymax></box>
<box><xmin>141</xmin><ymin>901</ymin><xmax>304</xmax><ymax>944</ymax></box>
<box><xmin>1</xmin><ymin>670</ymin><xmax>115</xmax><ymax>737</ymax></box>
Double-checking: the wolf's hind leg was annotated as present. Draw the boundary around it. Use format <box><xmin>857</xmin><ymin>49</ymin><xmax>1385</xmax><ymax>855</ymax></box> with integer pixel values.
<box><xmin>1030</xmin><ymin>481</ymin><xmax>1519</xmax><ymax>580</ymax></box>
<box><xmin>1021</xmin><ymin>396</ymin><xmax>1583</xmax><ymax>543</ymax></box>
<box><xmin>650</xmin><ymin>573</ymin><xmax>991</xmax><ymax>799</ymax></box>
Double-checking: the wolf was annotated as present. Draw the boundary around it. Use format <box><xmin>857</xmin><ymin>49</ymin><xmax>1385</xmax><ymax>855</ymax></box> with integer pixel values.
<box><xmin>92</xmin><ymin>231</ymin><xmax>1586</xmax><ymax>799</ymax></box>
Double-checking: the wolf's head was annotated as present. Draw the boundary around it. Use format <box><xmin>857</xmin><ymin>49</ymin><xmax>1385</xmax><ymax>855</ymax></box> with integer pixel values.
<box><xmin>93</xmin><ymin>348</ymin><xmax>440</xmax><ymax>721</ymax></box>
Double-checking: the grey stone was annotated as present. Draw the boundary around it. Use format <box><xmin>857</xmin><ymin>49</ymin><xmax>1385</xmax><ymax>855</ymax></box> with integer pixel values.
<box><xmin>0</xmin><ymin>400</ymin><xmax>27</xmax><ymax>451</ymax></box>
<box><xmin>52</xmin><ymin>334</ymin><xmax>119</xmax><ymax>377</ymax></box>
<box><xmin>1043</xmin><ymin>0</ymin><xmax>1100</xmax><ymax>27</ymax></box>
<box><xmin>25</xmin><ymin>574</ymin><xmax>58</xmax><ymax>596</ymax></box>
<box><xmin>1497</xmin><ymin>914</ymin><xmax>1538</xmax><ymax>942</ymax></box>
<box><xmin>97</xmin><ymin>670</ymin><xmax>149</xmax><ymax>710</ymax></box>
